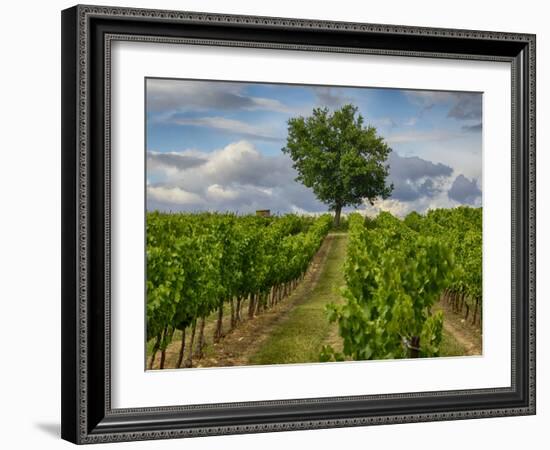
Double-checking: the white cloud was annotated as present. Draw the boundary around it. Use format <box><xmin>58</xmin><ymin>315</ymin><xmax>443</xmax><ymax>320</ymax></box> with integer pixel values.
<box><xmin>202</xmin><ymin>141</ymin><xmax>258</xmax><ymax>176</ymax></box>
<box><xmin>363</xmin><ymin>198</ymin><xmax>412</xmax><ymax>218</ymax></box>
<box><xmin>387</xmin><ymin>151</ymin><xmax>453</xmax><ymax>202</ymax></box>
<box><xmin>147</xmin><ymin>141</ymin><xmax>326</xmax><ymax>214</ymax></box>
<box><xmin>147</xmin><ymin>186</ymin><xmax>203</xmax><ymax>205</ymax></box>
<box><xmin>206</xmin><ymin>184</ymin><xmax>240</xmax><ymax>201</ymax></box>
<box><xmin>147</xmin><ymin>140</ymin><xmax>479</xmax><ymax>215</ymax></box>
<box><xmin>172</xmin><ymin>116</ymin><xmax>282</xmax><ymax>142</ymax></box>
<box><xmin>363</xmin><ymin>182</ymin><xmax>459</xmax><ymax>218</ymax></box>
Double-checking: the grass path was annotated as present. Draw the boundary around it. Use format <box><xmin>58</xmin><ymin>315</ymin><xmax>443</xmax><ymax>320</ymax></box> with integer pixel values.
<box><xmin>248</xmin><ymin>233</ymin><xmax>348</xmax><ymax>365</ymax></box>
<box><xmin>248</xmin><ymin>232</ymin><xmax>476</xmax><ymax>363</ymax></box>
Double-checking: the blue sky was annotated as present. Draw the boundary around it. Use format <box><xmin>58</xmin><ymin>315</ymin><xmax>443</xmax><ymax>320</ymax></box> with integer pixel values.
<box><xmin>146</xmin><ymin>78</ymin><xmax>482</xmax><ymax>216</ymax></box>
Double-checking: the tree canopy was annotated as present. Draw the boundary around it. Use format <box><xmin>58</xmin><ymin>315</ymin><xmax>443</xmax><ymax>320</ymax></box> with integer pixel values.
<box><xmin>282</xmin><ymin>104</ymin><xmax>393</xmax><ymax>225</ymax></box>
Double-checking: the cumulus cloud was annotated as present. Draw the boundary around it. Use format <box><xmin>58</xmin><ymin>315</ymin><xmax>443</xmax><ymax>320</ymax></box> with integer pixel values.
<box><xmin>362</xmin><ymin>190</ymin><xmax>458</xmax><ymax>218</ymax></box>
<box><xmin>388</xmin><ymin>152</ymin><xmax>452</xmax><ymax>180</ymax></box>
<box><xmin>199</xmin><ymin>141</ymin><xmax>293</xmax><ymax>188</ymax></box>
<box><xmin>363</xmin><ymin>198</ymin><xmax>414</xmax><ymax>218</ymax></box>
<box><xmin>148</xmin><ymin>185</ymin><xmax>203</xmax><ymax>206</ymax></box>
<box><xmin>362</xmin><ymin>176</ymin><xmax>474</xmax><ymax>218</ymax></box>
<box><xmin>447</xmin><ymin>174</ymin><xmax>481</xmax><ymax>205</ymax></box>
<box><xmin>147</xmin><ymin>141</ymin><xmax>480</xmax><ymax>215</ymax></box>
<box><xmin>147</xmin><ymin>141</ymin><xmax>326</xmax><ymax>214</ymax></box>
<box><xmin>206</xmin><ymin>184</ymin><xmax>240</xmax><ymax>201</ymax></box>
<box><xmin>387</xmin><ymin>152</ymin><xmax>453</xmax><ymax>202</ymax></box>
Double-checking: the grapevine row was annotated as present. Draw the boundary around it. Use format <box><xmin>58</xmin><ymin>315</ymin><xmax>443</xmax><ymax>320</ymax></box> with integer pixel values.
<box><xmin>146</xmin><ymin>212</ymin><xmax>332</xmax><ymax>369</ymax></box>
<box><xmin>322</xmin><ymin>207</ymin><xmax>481</xmax><ymax>361</ymax></box>
<box><xmin>405</xmin><ymin>207</ymin><xmax>482</xmax><ymax>325</ymax></box>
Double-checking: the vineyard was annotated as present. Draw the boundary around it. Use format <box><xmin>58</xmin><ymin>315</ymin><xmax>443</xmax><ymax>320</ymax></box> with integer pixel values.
<box><xmin>146</xmin><ymin>207</ymin><xmax>482</xmax><ymax>369</ymax></box>
<box><xmin>147</xmin><ymin>212</ymin><xmax>332</xmax><ymax>369</ymax></box>
<box><xmin>321</xmin><ymin>206</ymin><xmax>482</xmax><ymax>362</ymax></box>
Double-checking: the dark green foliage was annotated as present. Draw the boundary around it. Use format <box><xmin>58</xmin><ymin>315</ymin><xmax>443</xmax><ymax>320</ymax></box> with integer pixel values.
<box><xmin>282</xmin><ymin>104</ymin><xmax>393</xmax><ymax>225</ymax></box>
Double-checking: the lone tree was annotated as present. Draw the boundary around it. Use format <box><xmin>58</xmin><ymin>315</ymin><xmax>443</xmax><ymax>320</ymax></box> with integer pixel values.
<box><xmin>282</xmin><ymin>104</ymin><xmax>393</xmax><ymax>226</ymax></box>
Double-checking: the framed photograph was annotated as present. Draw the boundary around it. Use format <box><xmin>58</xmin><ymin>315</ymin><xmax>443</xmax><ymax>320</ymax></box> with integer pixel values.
<box><xmin>61</xmin><ymin>4</ymin><xmax>536</xmax><ymax>444</ymax></box>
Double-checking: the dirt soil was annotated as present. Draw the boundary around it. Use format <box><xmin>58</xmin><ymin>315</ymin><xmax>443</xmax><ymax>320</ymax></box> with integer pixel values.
<box><xmin>434</xmin><ymin>300</ymin><xmax>482</xmax><ymax>356</ymax></box>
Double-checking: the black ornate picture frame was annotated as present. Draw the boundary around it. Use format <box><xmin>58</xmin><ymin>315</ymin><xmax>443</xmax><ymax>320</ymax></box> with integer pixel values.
<box><xmin>61</xmin><ymin>4</ymin><xmax>536</xmax><ymax>444</ymax></box>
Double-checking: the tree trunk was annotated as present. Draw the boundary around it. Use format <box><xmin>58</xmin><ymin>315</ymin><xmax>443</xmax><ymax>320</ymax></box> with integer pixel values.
<box><xmin>235</xmin><ymin>297</ymin><xmax>242</xmax><ymax>323</ymax></box>
<box><xmin>214</xmin><ymin>300</ymin><xmax>224</xmax><ymax>343</ymax></box>
<box><xmin>248</xmin><ymin>293</ymin><xmax>256</xmax><ymax>319</ymax></box>
<box><xmin>334</xmin><ymin>205</ymin><xmax>342</xmax><ymax>227</ymax></box>
<box><xmin>195</xmin><ymin>317</ymin><xmax>206</xmax><ymax>358</ymax></box>
<box><xmin>230</xmin><ymin>298</ymin><xmax>236</xmax><ymax>329</ymax></box>
<box><xmin>270</xmin><ymin>286</ymin><xmax>275</xmax><ymax>307</ymax></box>
<box><xmin>159</xmin><ymin>327</ymin><xmax>168</xmax><ymax>369</ymax></box>
<box><xmin>184</xmin><ymin>320</ymin><xmax>197</xmax><ymax>368</ymax></box>
<box><xmin>148</xmin><ymin>335</ymin><xmax>161</xmax><ymax>370</ymax></box>
<box><xmin>176</xmin><ymin>328</ymin><xmax>186</xmax><ymax>368</ymax></box>
<box><xmin>409</xmin><ymin>336</ymin><xmax>420</xmax><ymax>358</ymax></box>
<box><xmin>473</xmin><ymin>297</ymin><xmax>479</xmax><ymax>325</ymax></box>
<box><xmin>255</xmin><ymin>292</ymin><xmax>264</xmax><ymax>315</ymax></box>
